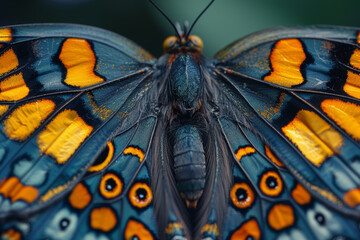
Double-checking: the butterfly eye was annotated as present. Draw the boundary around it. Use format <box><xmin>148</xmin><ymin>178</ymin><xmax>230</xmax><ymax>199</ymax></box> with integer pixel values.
<box><xmin>188</xmin><ymin>35</ymin><xmax>203</xmax><ymax>49</ymax></box>
<box><xmin>163</xmin><ymin>36</ymin><xmax>179</xmax><ymax>51</ymax></box>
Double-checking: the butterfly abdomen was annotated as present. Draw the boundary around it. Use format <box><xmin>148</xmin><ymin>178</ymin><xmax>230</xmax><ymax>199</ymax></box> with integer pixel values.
<box><xmin>173</xmin><ymin>124</ymin><xmax>206</xmax><ymax>208</ymax></box>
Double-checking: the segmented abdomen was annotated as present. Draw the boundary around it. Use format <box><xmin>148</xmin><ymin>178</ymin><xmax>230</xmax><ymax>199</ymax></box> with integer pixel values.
<box><xmin>173</xmin><ymin>125</ymin><xmax>206</xmax><ymax>207</ymax></box>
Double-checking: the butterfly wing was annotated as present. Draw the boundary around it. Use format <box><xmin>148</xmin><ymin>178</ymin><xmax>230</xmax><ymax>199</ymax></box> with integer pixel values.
<box><xmin>0</xmin><ymin>24</ymin><xmax>161</xmax><ymax>239</ymax></box>
<box><xmin>212</xmin><ymin>26</ymin><xmax>360</xmax><ymax>239</ymax></box>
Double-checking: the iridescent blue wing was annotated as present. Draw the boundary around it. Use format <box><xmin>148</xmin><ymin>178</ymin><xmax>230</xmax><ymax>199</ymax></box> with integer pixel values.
<box><xmin>0</xmin><ymin>24</ymin><xmax>160</xmax><ymax>239</ymax></box>
<box><xmin>212</xmin><ymin>26</ymin><xmax>360</xmax><ymax>239</ymax></box>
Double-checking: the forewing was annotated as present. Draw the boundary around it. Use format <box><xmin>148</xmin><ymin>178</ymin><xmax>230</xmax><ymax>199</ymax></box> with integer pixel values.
<box><xmin>213</xmin><ymin>26</ymin><xmax>360</xmax><ymax>239</ymax></box>
<box><xmin>0</xmin><ymin>24</ymin><xmax>158</xmax><ymax>224</ymax></box>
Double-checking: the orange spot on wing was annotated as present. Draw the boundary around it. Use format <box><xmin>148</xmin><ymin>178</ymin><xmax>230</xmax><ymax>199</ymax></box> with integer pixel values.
<box><xmin>282</xmin><ymin>110</ymin><xmax>343</xmax><ymax>166</ymax></box>
<box><xmin>260</xmin><ymin>171</ymin><xmax>283</xmax><ymax>197</ymax></box>
<box><xmin>99</xmin><ymin>173</ymin><xmax>123</xmax><ymax>199</ymax></box>
<box><xmin>3</xmin><ymin>99</ymin><xmax>55</xmax><ymax>141</ymax></box>
<box><xmin>0</xmin><ymin>177</ymin><xmax>38</xmax><ymax>203</ymax></box>
<box><xmin>124</xmin><ymin>220</ymin><xmax>154</xmax><ymax>240</ymax></box>
<box><xmin>0</xmin><ymin>48</ymin><xmax>18</xmax><ymax>76</ymax></box>
<box><xmin>37</xmin><ymin>109</ymin><xmax>93</xmax><ymax>164</ymax></box>
<box><xmin>124</xmin><ymin>146</ymin><xmax>145</xmax><ymax>162</ymax></box>
<box><xmin>265</xmin><ymin>145</ymin><xmax>284</xmax><ymax>167</ymax></box>
<box><xmin>321</xmin><ymin>99</ymin><xmax>360</xmax><ymax>140</ymax></box>
<box><xmin>230</xmin><ymin>182</ymin><xmax>255</xmax><ymax>209</ymax></box>
<box><xmin>235</xmin><ymin>146</ymin><xmax>255</xmax><ymax>161</ymax></box>
<box><xmin>60</xmin><ymin>38</ymin><xmax>104</xmax><ymax>88</ymax></box>
<box><xmin>344</xmin><ymin>47</ymin><xmax>360</xmax><ymax>99</ymax></box>
<box><xmin>343</xmin><ymin>188</ymin><xmax>360</xmax><ymax>207</ymax></box>
<box><xmin>1</xmin><ymin>228</ymin><xmax>22</xmax><ymax>240</ymax></box>
<box><xmin>201</xmin><ymin>223</ymin><xmax>219</xmax><ymax>237</ymax></box>
<box><xmin>90</xmin><ymin>207</ymin><xmax>117</xmax><ymax>232</ymax></box>
<box><xmin>291</xmin><ymin>183</ymin><xmax>311</xmax><ymax>205</ymax></box>
<box><xmin>129</xmin><ymin>183</ymin><xmax>152</xmax><ymax>208</ymax></box>
<box><xmin>0</xmin><ymin>28</ymin><xmax>12</xmax><ymax>42</ymax></box>
<box><xmin>69</xmin><ymin>183</ymin><xmax>91</xmax><ymax>209</ymax></box>
<box><xmin>0</xmin><ymin>72</ymin><xmax>29</xmax><ymax>101</ymax></box>
<box><xmin>230</xmin><ymin>219</ymin><xmax>261</xmax><ymax>240</ymax></box>
<box><xmin>0</xmin><ymin>105</ymin><xmax>9</xmax><ymax>116</ymax></box>
<box><xmin>268</xmin><ymin>204</ymin><xmax>295</xmax><ymax>230</ymax></box>
<box><xmin>88</xmin><ymin>142</ymin><xmax>114</xmax><ymax>172</ymax></box>
<box><xmin>264</xmin><ymin>39</ymin><xmax>306</xmax><ymax>87</ymax></box>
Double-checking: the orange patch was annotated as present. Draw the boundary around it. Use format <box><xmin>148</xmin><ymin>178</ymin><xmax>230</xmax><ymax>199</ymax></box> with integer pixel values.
<box><xmin>37</xmin><ymin>109</ymin><xmax>93</xmax><ymax>164</ymax></box>
<box><xmin>0</xmin><ymin>104</ymin><xmax>9</xmax><ymax>116</ymax></box>
<box><xmin>0</xmin><ymin>72</ymin><xmax>29</xmax><ymax>101</ymax></box>
<box><xmin>88</xmin><ymin>142</ymin><xmax>114</xmax><ymax>172</ymax></box>
<box><xmin>90</xmin><ymin>207</ymin><xmax>117</xmax><ymax>232</ymax></box>
<box><xmin>235</xmin><ymin>146</ymin><xmax>255</xmax><ymax>161</ymax></box>
<box><xmin>230</xmin><ymin>219</ymin><xmax>261</xmax><ymax>240</ymax></box>
<box><xmin>201</xmin><ymin>223</ymin><xmax>219</xmax><ymax>237</ymax></box>
<box><xmin>124</xmin><ymin>219</ymin><xmax>154</xmax><ymax>240</ymax></box>
<box><xmin>0</xmin><ymin>28</ymin><xmax>12</xmax><ymax>42</ymax></box>
<box><xmin>291</xmin><ymin>183</ymin><xmax>311</xmax><ymax>205</ymax></box>
<box><xmin>343</xmin><ymin>188</ymin><xmax>360</xmax><ymax>207</ymax></box>
<box><xmin>69</xmin><ymin>183</ymin><xmax>91</xmax><ymax>209</ymax></box>
<box><xmin>3</xmin><ymin>99</ymin><xmax>55</xmax><ymax>141</ymax></box>
<box><xmin>129</xmin><ymin>183</ymin><xmax>153</xmax><ymax>208</ymax></box>
<box><xmin>265</xmin><ymin>145</ymin><xmax>284</xmax><ymax>167</ymax></box>
<box><xmin>268</xmin><ymin>204</ymin><xmax>295</xmax><ymax>230</ymax></box>
<box><xmin>0</xmin><ymin>177</ymin><xmax>38</xmax><ymax>203</ymax></box>
<box><xmin>165</xmin><ymin>222</ymin><xmax>184</xmax><ymax>235</ymax></box>
<box><xmin>264</xmin><ymin>39</ymin><xmax>306</xmax><ymax>87</ymax></box>
<box><xmin>1</xmin><ymin>228</ymin><xmax>21</xmax><ymax>240</ymax></box>
<box><xmin>0</xmin><ymin>48</ymin><xmax>18</xmax><ymax>76</ymax></box>
<box><xmin>344</xmin><ymin>45</ymin><xmax>360</xmax><ymax>99</ymax></box>
<box><xmin>59</xmin><ymin>38</ymin><xmax>104</xmax><ymax>88</ymax></box>
<box><xmin>230</xmin><ymin>183</ymin><xmax>255</xmax><ymax>209</ymax></box>
<box><xmin>260</xmin><ymin>171</ymin><xmax>283</xmax><ymax>197</ymax></box>
<box><xmin>282</xmin><ymin>110</ymin><xmax>343</xmax><ymax>166</ymax></box>
<box><xmin>99</xmin><ymin>173</ymin><xmax>123</xmax><ymax>199</ymax></box>
<box><xmin>321</xmin><ymin>99</ymin><xmax>360</xmax><ymax>140</ymax></box>
<box><xmin>124</xmin><ymin>146</ymin><xmax>145</xmax><ymax>162</ymax></box>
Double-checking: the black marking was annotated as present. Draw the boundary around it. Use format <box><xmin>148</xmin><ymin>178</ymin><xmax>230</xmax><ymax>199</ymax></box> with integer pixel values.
<box><xmin>136</xmin><ymin>188</ymin><xmax>147</xmax><ymax>201</ymax></box>
<box><xmin>315</xmin><ymin>212</ymin><xmax>326</xmax><ymax>226</ymax></box>
<box><xmin>266</xmin><ymin>176</ymin><xmax>278</xmax><ymax>189</ymax></box>
<box><xmin>59</xmin><ymin>218</ymin><xmax>70</xmax><ymax>231</ymax></box>
<box><xmin>105</xmin><ymin>178</ymin><xmax>117</xmax><ymax>192</ymax></box>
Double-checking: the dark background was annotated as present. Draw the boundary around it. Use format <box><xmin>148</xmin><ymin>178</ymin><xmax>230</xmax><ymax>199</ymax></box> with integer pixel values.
<box><xmin>1</xmin><ymin>0</ymin><xmax>359</xmax><ymax>57</ymax></box>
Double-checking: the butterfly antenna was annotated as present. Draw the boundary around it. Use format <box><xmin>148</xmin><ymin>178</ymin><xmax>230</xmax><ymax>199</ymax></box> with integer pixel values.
<box><xmin>148</xmin><ymin>0</ymin><xmax>181</xmax><ymax>38</ymax></box>
<box><xmin>186</xmin><ymin>0</ymin><xmax>215</xmax><ymax>37</ymax></box>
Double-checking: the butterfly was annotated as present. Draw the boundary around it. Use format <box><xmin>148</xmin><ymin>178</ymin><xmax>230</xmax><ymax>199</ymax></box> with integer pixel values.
<box><xmin>0</xmin><ymin>0</ymin><xmax>360</xmax><ymax>239</ymax></box>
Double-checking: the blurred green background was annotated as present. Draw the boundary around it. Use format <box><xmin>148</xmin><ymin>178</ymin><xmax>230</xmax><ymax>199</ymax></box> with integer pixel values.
<box><xmin>1</xmin><ymin>0</ymin><xmax>359</xmax><ymax>57</ymax></box>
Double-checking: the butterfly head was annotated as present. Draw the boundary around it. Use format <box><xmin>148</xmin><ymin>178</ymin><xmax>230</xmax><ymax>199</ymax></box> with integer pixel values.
<box><xmin>162</xmin><ymin>34</ymin><xmax>203</xmax><ymax>53</ymax></box>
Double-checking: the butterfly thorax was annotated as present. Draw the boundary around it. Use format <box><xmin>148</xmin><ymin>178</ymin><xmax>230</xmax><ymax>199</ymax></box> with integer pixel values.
<box><xmin>169</xmin><ymin>53</ymin><xmax>203</xmax><ymax>114</ymax></box>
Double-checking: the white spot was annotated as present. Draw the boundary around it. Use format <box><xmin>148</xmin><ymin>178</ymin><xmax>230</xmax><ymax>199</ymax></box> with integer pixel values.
<box><xmin>332</xmin><ymin>170</ymin><xmax>357</xmax><ymax>191</ymax></box>
<box><xmin>13</xmin><ymin>159</ymin><xmax>46</xmax><ymax>186</ymax></box>
<box><xmin>45</xmin><ymin>208</ymin><xmax>78</xmax><ymax>240</ymax></box>
<box><xmin>351</xmin><ymin>160</ymin><xmax>360</xmax><ymax>174</ymax></box>
<box><xmin>306</xmin><ymin>203</ymin><xmax>342</xmax><ymax>240</ymax></box>
<box><xmin>277</xmin><ymin>229</ymin><xmax>307</xmax><ymax>240</ymax></box>
<box><xmin>13</xmin><ymin>159</ymin><xmax>32</xmax><ymax>177</ymax></box>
